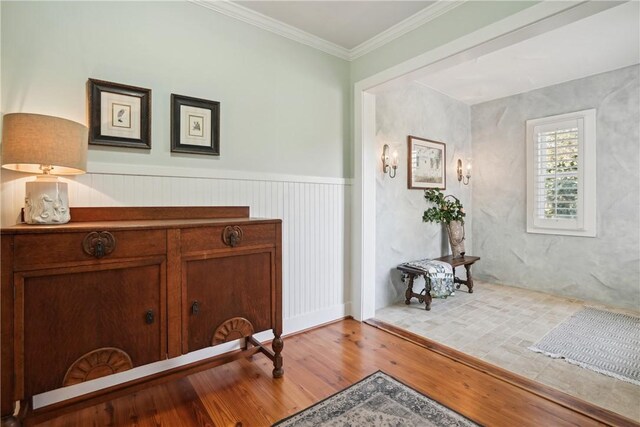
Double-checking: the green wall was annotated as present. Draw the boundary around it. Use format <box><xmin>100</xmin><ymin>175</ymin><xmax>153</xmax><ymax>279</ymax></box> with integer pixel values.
<box><xmin>1</xmin><ymin>1</ymin><xmax>539</xmax><ymax>180</ymax></box>
<box><xmin>1</xmin><ymin>1</ymin><xmax>351</xmax><ymax>178</ymax></box>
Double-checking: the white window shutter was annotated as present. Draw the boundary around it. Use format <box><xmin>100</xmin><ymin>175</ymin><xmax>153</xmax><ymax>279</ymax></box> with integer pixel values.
<box><xmin>526</xmin><ymin>109</ymin><xmax>596</xmax><ymax>237</ymax></box>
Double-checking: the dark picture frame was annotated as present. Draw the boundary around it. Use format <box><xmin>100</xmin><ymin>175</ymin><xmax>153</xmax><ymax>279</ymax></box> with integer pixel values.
<box><xmin>171</xmin><ymin>94</ymin><xmax>220</xmax><ymax>156</ymax></box>
<box><xmin>407</xmin><ymin>135</ymin><xmax>446</xmax><ymax>190</ymax></box>
<box><xmin>88</xmin><ymin>79</ymin><xmax>151</xmax><ymax>149</ymax></box>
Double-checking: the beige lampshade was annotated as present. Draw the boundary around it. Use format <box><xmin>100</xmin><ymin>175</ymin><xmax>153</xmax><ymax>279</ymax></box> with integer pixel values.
<box><xmin>1</xmin><ymin>113</ymin><xmax>88</xmax><ymax>175</ymax></box>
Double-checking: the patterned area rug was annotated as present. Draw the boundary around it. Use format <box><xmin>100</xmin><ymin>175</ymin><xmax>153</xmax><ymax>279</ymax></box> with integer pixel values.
<box><xmin>529</xmin><ymin>307</ymin><xmax>640</xmax><ymax>385</ymax></box>
<box><xmin>273</xmin><ymin>371</ymin><xmax>477</xmax><ymax>426</ymax></box>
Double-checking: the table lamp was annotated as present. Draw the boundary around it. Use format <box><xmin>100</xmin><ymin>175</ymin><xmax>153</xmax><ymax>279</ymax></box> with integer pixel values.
<box><xmin>1</xmin><ymin>113</ymin><xmax>88</xmax><ymax>224</ymax></box>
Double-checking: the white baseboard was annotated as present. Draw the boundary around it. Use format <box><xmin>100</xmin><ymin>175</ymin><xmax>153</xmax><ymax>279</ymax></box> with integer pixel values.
<box><xmin>33</xmin><ymin>303</ymin><xmax>351</xmax><ymax>409</ymax></box>
<box><xmin>283</xmin><ymin>303</ymin><xmax>352</xmax><ymax>335</ymax></box>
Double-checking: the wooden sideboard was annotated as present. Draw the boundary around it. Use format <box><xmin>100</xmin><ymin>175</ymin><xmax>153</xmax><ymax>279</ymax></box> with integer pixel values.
<box><xmin>0</xmin><ymin>207</ymin><xmax>282</xmax><ymax>425</ymax></box>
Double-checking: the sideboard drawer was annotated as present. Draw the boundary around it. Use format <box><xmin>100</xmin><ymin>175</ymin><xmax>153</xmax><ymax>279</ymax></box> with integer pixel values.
<box><xmin>181</xmin><ymin>223</ymin><xmax>276</xmax><ymax>253</ymax></box>
<box><xmin>14</xmin><ymin>229</ymin><xmax>166</xmax><ymax>270</ymax></box>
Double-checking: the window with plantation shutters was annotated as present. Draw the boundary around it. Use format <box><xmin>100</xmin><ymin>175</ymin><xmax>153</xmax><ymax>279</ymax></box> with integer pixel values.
<box><xmin>526</xmin><ymin>109</ymin><xmax>596</xmax><ymax>237</ymax></box>
<box><xmin>535</xmin><ymin>120</ymin><xmax>580</xmax><ymax>225</ymax></box>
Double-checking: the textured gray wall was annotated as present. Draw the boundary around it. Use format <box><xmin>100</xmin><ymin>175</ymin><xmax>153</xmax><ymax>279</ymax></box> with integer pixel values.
<box><xmin>375</xmin><ymin>83</ymin><xmax>472</xmax><ymax>309</ymax></box>
<box><xmin>471</xmin><ymin>65</ymin><xmax>640</xmax><ymax>310</ymax></box>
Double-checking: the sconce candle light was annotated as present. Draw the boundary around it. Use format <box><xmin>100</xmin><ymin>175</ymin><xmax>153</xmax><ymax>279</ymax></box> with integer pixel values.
<box><xmin>1</xmin><ymin>113</ymin><xmax>88</xmax><ymax>224</ymax></box>
<box><xmin>382</xmin><ymin>144</ymin><xmax>398</xmax><ymax>178</ymax></box>
<box><xmin>457</xmin><ymin>158</ymin><xmax>471</xmax><ymax>185</ymax></box>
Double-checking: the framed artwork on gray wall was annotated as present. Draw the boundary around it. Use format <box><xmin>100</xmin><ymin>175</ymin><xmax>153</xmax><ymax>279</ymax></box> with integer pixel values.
<box><xmin>88</xmin><ymin>79</ymin><xmax>152</xmax><ymax>149</ymax></box>
<box><xmin>171</xmin><ymin>94</ymin><xmax>220</xmax><ymax>156</ymax></box>
<box><xmin>407</xmin><ymin>135</ymin><xmax>446</xmax><ymax>190</ymax></box>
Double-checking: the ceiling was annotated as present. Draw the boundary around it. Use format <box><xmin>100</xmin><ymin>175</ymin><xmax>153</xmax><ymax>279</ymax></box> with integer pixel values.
<box><xmin>201</xmin><ymin>1</ymin><xmax>639</xmax><ymax>102</ymax></box>
<box><xmin>414</xmin><ymin>1</ymin><xmax>640</xmax><ymax>105</ymax></box>
<box><xmin>236</xmin><ymin>1</ymin><xmax>435</xmax><ymax>49</ymax></box>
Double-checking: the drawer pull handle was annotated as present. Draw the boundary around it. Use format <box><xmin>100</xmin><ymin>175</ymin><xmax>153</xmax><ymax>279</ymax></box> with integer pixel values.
<box><xmin>82</xmin><ymin>231</ymin><xmax>116</xmax><ymax>259</ymax></box>
<box><xmin>222</xmin><ymin>226</ymin><xmax>243</xmax><ymax>247</ymax></box>
<box><xmin>95</xmin><ymin>240</ymin><xmax>105</xmax><ymax>258</ymax></box>
<box><xmin>192</xmin><ymin>300</ymin><xmax>200</xmax><ymax>315</ymax></box>
<box><xmin>145</xmin><ymin>310</ymin><xmax>155</xmax><ymax>324</ymax></box>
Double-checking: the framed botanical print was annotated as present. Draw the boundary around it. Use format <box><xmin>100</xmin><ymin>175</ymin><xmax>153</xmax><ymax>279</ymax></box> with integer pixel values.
<box><xmin>408</xmin><ymin>135</ymin><xmax>446</xmax><ymax>190</ymax></box>
<box><xmin>171</xmin><ymin>94</ymin><xmax>220</xmax><ymax>156</ymax></box>
<box><xmin>88</xmin><ymin>79</ymin><xmax>151</xmax><ymax>149</ymax></box>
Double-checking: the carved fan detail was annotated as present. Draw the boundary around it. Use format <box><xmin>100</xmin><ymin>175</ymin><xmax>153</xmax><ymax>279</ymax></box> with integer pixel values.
<box><xmin>63</xmin><ymin>347</ymin><xmax>133</xmax><ymax>387</ymax></box>
<box><xmin>212</xmin><ymin>317</ymin><xmax>254</xmax><ymax>345</ymax></box>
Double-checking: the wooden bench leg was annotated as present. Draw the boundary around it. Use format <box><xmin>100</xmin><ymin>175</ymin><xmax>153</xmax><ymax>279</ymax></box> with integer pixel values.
<box><xmin>404</xmin><ymin>274</ymin><xmax>415</xmax><ymax>305</ymax></box>
<box><xmin>423</xmin><ymin>276</ymin><xmax>432</xmax><ymax>311</ymax></box>
<box><xmin>465</xmin><ymin>264</ymin><xmax>474</xmax><ymax>293</ymax></box>
<box><xmin>403</xmin><ymin>272</ymin><xmax>434</xmax><ymax>309</ymax></box>
<box><xmin>453</xmin><ymin>265</ymin><xmax>460</xmax><ymax>290</ymax></box>
<box><xmin>424</xmin><ymin>293</ymin><xmax>432</xmax><ymax>311</ymax></box>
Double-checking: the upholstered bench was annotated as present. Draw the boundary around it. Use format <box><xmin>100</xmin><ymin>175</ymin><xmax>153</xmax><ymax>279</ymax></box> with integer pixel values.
<box><xmin>396</xmin><ymin>259</ymin><xmax>454</xmax><ymax>310</ymax></box>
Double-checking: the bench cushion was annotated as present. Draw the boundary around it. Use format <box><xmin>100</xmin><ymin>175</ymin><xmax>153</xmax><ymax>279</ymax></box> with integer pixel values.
<box><xmin>400</xmin><ymin>259</ymin><xmax>454</xmax><ymax>298</ymax></box>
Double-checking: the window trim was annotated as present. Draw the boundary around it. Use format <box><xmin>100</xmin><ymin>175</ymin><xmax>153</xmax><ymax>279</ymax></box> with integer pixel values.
<box><xmin>526</xmin><ymin>109</ymin><xmax>596</xmax><ymax>237</ymax></box>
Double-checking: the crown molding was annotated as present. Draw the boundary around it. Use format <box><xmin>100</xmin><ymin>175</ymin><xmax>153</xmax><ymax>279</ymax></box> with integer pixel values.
<box><xmin>189</xmin><ymin>0</ymin><xmax>467</xmax><ymax>61</ymax></box>
<box><xmin>189</xmin><ymin>0</ymin><xmax>351</xmax><ymax>60</ymax></box>
<box><xmin>349</xmin><ymin>0</ymin><xmax>467</xmax><ymax>60</ymax></box>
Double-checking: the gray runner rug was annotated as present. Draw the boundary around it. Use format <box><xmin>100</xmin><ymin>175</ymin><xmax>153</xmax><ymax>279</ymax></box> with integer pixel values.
<box><xmin>272</xmin><ymin>371</ymin><xmax>478</xmax><ymax>426</ymax></box>
<box><xmin>529</xmin><ymin>307</ymin><xmax>640</xmax><ymax>385</ymax></box>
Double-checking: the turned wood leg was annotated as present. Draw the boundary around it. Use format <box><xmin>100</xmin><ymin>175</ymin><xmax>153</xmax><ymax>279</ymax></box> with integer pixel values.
<box><xmin>465</xmin><ymin>264</ymin><xmax>474</xmax><ymax>293</ymax></box>
<box><xmin>452</xmin><ymin>265</ymin><xmax>461</xmax><ymax>289</ymax></box>
<box><xmin>424</xmin><ymin>276</ymin><xmax>432</xmax><ymax>311</ymax></box>
<box><xmin>405</xmin><ymin>274</ymin><xmax>415</xmax><ymax>305</ymax></box>
<box><xmin>272</xmin><ymin>336</ymin><xmax>284</xmax><ymax>378</ymax></box>
<box><xmin>1</xmin><ymin>416</ymin><xmax>20</xmax><ymax>427</ymax></box>
<box><xmin>424</xmin><ymin>293</ymin><xmax>432</xmax><ymax>311</ymax></box>
<box><xmin>1</xmin><ymin>400</ymin><xmax>27</xmax><ymax>427</ymax></box>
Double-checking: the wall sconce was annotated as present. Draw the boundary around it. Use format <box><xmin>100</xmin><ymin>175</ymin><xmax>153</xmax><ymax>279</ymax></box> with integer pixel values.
<box><xmin>457</xmin><ymin>158</ymin><xmax>471</xmax><ymax>185</ymax></box>
<box><xmin>1</xmin><ymin>113</ymin><xmax>88</xmax><ymax>224</ymax></box>
<box><xmin>381</xmin><ymin>144</ymin><xmax>398</xmax><ymax>178</ymax></box>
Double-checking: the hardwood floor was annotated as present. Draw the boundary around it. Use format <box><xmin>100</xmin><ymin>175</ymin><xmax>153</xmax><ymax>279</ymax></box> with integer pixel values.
<box><xmin>29</xmin><ymin>319</ymin><xmax>637</xmax><ymax>427</ymax></box>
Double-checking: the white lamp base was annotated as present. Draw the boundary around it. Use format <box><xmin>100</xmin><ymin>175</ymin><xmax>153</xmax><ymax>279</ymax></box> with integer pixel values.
<box><xmin>24</xmin><ymin>176</ymin><xmax>71</xmax><ymax>224</ymax></box>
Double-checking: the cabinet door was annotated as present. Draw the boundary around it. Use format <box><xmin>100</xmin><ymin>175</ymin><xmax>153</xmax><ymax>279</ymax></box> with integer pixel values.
<box><xmin>16</xmin><ymin>259</ymin><xmax>165</xmax><ymax>397</ymax></box>
<box><xmin>184</xmin><ymin>250</ymin><xmax>274</xmax><ymax>353</ymax></box>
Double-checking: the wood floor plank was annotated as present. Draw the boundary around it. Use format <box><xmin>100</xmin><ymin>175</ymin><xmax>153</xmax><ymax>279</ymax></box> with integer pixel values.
<box><xmin>33</xmin><ymin>377</ymin><xmax>212</xmax><ymax>427</ymax></box>
<box><xmin>30</xmin><ymin>319</ymin><xmax>637</xmax><ymax>427</ymax></box>
<box><xmin>317</xmin><ymin>320</ymin><xmax>607</xmax><ymax>427</ymax></box>
<box><xmin>365</xmin><ymin>318</ymin><xmax>638</xmax><ymax>427</ymax></box>
<box><xmin>189</xmin><ymin>362</ymin><xmax>279</xmax><ymax>426</ymax></box>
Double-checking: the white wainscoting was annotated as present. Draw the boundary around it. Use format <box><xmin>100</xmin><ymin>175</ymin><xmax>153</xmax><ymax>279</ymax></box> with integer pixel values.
<box><xmin>1</xmin><ymin>164</ymin><xmax>351</xmax><ymax>323</ymax></box>
<box><xmin>1</xmin><ymin>165</ymin><xmax>351</xmax><ymax>407</ymax></box>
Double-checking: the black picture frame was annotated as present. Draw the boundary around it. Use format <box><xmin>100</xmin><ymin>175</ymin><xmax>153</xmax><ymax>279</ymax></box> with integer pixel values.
<box><xmin>88</xmin><ymin>78</ymin><xmax>152</xmax><ymax>149</ymax></box>
<box><xmin>171</xmin><ymin>94</ymin><xmax>220</xmax><ymax>156</ymax></box>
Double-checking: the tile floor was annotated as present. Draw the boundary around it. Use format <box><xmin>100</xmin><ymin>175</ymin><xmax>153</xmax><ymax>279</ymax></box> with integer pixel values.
<box><xmin>375</xmin><ymin>281</ymin><xmax>640</xmax><ymax>421</ymax></box>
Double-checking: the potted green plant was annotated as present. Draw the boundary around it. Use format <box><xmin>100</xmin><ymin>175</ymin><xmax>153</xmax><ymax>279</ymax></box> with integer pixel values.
<box><xmin>422</xmin><ymin>189</ymin><xmax>466</xmax><ymax>258</ymax></box>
